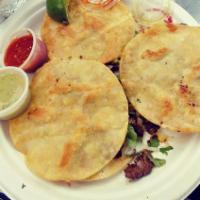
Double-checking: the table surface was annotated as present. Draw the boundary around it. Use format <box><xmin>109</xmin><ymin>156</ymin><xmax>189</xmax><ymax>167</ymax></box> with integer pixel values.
<box><xmin>0</xmin><ymin>0</ymin><xmax>200</xmax><ymax>200</ymax></box>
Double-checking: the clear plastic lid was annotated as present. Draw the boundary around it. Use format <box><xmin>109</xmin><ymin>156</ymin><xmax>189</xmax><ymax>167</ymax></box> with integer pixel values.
<box><xmin>133</xmin><ymin>0</ymin><xmax>171</xmax><ymax>25</ymax></box>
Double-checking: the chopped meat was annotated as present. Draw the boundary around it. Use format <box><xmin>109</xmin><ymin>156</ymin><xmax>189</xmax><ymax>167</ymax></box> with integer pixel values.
<box><xmin>133</xmin><ymin>124</ymin><xmax>144</xmax><ymax>137</ymax></box>
<box><xmin>114</xmin><ymin>149</ymin><xmax>122</xmax><ymax>159</ymax></box>
<box><xmin>129</xmin><ymin>113</ymin><xmax>137</xmax><ymax>126</ymax></box>
<box><xmin>124</xmin><ymin>150</ymin><xmax>154</xmax><ymax>181</ymax></box>
<box><xmin>129</xmin><ymin>103</ymin><xmax>160</xmax><ymax>137</ymax></box>
<box><xmin>106</xmin><ymin>58</ymin><xmax>120</xmax><ymax>73</ymax></box>
<box><xmin>142</xmin><ymin>119</ymin><xmax>160</xmax><ymax>135</ymax></box>
<box><xmin>129</xmin><ymin>103</ymin><xmax>137</xmax><ymax>119</ymax></box>
<box><xmin>129</xmin><ymin>117</ymin><xmax>136</xmax><ymax>126</ymax></box>
<box><xmin>128</xmin><ymin>103</ymin><xmax>144</xmax><ymax>137</ymax></box>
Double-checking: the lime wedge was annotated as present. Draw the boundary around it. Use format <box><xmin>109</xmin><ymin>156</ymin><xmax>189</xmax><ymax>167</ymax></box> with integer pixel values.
<box><xmin>47</xmin><ymin>0</ymin><xmax>69</xmax><ymax>24</ymax></box>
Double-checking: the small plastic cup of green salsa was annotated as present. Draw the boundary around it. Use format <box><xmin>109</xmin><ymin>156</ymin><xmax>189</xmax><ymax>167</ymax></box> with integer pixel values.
<box><xmin>0</xmin><ymin>67</ymin><xmax>30</xmax><ymax>120</ymax></box>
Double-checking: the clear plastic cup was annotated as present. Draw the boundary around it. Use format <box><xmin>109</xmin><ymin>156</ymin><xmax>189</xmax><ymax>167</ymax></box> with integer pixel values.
<box><xmin>133</xmin><ymin>0</ymin><xmax>172</xmax><ymax>25</ymax></box>
<box><xmin>0</xmin><ymin>0</ymin><xmax>26</xmax><ymax>23</ymax></box>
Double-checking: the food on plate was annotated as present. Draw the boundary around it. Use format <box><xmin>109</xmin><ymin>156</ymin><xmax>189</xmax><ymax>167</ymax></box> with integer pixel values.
<box><xmin>9</xmin><ymin>58</ymin><xmax>128</xmax><ymax>181</ymax></box>
<box><xmin>85</xmin><ymin>60</ymin><xmax>171</xmax><ymax>182</ymax></box>
<box><xmin>122</xmin><ymin>104</ymin><xmax>173</xmax><ymax>180</ymax></box>
<box><xmin>0</xmin><ymin>0</ymin><xmax>174</xmax><ymax>184</ymax></box>
<box><xmin>87</xmin><ymin>102</ymin><xmax>166</xmax><ymax>181</ymax></box>
<box><xmin>120</xmin><ymin>23</ymin><xmax>200</xmax><ymax>133</ymax></box>
<box><xmin>3</xmin><ymin>29</ymin><xmax>48</xmax><ymax>73</ymax></box>
<box><xmin>47</xmin><ymin>0</ymin><xmax>70</xmax><ymax>24</ymax></box>
<box><xmin>87</xmin><ymin>90</ymin><xmax>165</xmax><ymax>181</ymax></box>
<box><xmin>0</xmin><ymin>67</ymin><xmax>30</xmax><ymax>120</ymax></box>
<box><xmin>41</xmin><ymin>0</ymin><xmax>135</xmax><ymax>63</ymax></box>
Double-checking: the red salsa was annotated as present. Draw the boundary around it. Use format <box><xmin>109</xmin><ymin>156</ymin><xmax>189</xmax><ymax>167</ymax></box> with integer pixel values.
<box><xmin>4</xmin><ymin>34</ymin><xmax>33</xmax><ymax>67</ymax></box>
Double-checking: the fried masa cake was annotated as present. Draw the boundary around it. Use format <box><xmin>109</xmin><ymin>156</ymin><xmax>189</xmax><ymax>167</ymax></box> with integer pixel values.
<box><xmin>87</xmin><ymin>155</ymin><xmax>131</xmax><ymax>181</ymax></box>
<box><xmin>9</xmin><ymin>58</ymin><xmax>128</xmax><ymax>181</ymax></box>
<box><xmin>41</xmin><ymin>0</ymin><xmax>135</xmax><ymax>63</ymax></box>
<box><xmin>120</xmin><ymin>23</ymin><xmax>200</xmax><ymax>133</ymax></box>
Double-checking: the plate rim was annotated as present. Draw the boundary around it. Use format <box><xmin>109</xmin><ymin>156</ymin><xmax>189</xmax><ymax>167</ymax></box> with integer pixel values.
<box><xmin>0</xmin><ymin>1</ymin><xmax>200</xmax><ymax>200</ymax></box>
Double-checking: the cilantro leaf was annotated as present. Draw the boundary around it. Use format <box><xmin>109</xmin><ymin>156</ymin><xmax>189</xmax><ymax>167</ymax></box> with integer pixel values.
<box><xmin>127</xmin><ymin>138</ymin><xmax>136</xmax><ymax>148</ymax></box>
<box><xmin>148</xmin><ymin>137</ymin><xmax>160</xmax><ymax>148</ymax></box>
<box><xmin>127</xmin><ymin>125</ymin><xmax>137</xmax><ymax>141</ymax></box>
<box><xmin>122</xmin><ymin>125</ymin><xmax>138</xmax><ymax>156</ymax></box>
<box><xmin>160</xmin><ymin>146</ymin><xmax>174</xmax><ymax>155</ymax></box>
<box><xmin>150</xmin><ymin>158</ymin><xmax>166</xmax><ymax>167</ymax></box>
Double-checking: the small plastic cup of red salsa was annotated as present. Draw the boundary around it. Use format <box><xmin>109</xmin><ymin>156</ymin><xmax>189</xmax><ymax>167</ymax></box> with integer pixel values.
<box><xmin>3</xmin><ymin>28</ymin><xmax>48</xmax><ymax>73</ymax></box>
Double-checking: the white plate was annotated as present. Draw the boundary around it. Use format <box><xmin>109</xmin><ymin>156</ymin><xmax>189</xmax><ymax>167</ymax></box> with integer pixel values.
<box><xmin>0</xmin><ymin>1</ymin><xmax>200</xmax><ymax>200</ymax></box>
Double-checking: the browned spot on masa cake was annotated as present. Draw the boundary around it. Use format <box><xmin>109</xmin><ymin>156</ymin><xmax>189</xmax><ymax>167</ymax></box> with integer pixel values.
<box><xmin>192</xmin><ymin>65</ymin><xmax>200</xmax><ymax>72</ymax></box>
<box><xmin>161</xmin><ymin>100</ymin><xmax>173</xmax><ymax>118</ymax></box>
<box><xmin>57</xmin><ymin>25</ymin><xmax>76</xmax><ymax>38</ymax></box>
<box><xmin>166</xmin><ymin>24</ymin><xmax>177</xmax><ymax>32</ymax></box>
<box><xmin>145</xmin><ymin>28</ymin><xmax>160</xmax><ymax>36</ymax></box>
<box><xmin>141</xmin><ymin>48</ymin><xmax>169</xmax><ymax>61</ymax></box>
<box><xmin>84</xmin><ymin>15</ymin><xmax>104</xmax><ymax>30</ymax></box>
<box><xmin>27</xmin><ymin>107</ymin><xmax>46</xmax><ymax>119</ymax></box>
<box><xmin>59</xmin><ymin>143</ymin><xmax>75</xmax><ymax>167</ymax></box>
<box><xmin>49</xmin><ymin>85</ymin><xmax>72</xmax><ymax>94</ymax></box>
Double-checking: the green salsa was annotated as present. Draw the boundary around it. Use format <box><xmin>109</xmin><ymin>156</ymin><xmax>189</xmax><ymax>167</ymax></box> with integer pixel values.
<box><xmin>0</xmin><ymin>71</ymin><xmax>25</xmax><ymax>111</ymax></box>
